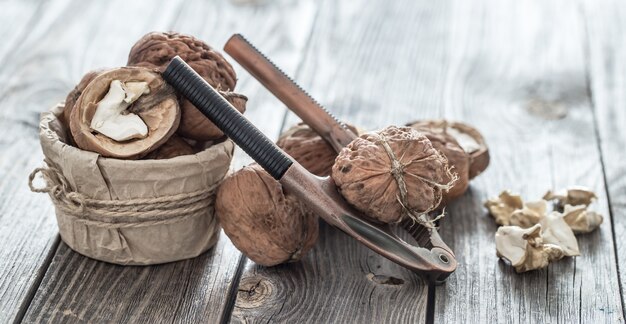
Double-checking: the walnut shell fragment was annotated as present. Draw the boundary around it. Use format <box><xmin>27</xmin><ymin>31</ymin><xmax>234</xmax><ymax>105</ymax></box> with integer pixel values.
<box><xmin>331</xmin><ymin>126</ymin><xmax>456</xmax><ymax>224</ymax></box>
<box><xmin>69</xmin><ymin>67</ymin><xmax>179</xmax><ymax>159</ymax></box>
<box><xmin>276</xmin><ymin>123</ymin><xmax>359</xmax><ymax>177</ymax></box>
<box><xmin>215</xmin><ymin>164</ymin><xmax>319</xmax><ymax>266</ymax></box>
<box><xmin>407</xmin><ymin>120</ymin><xmax>490</xmax><ymax>179</ymax></box>
<box><xmin>496</xmin><ymin>224</ymin><xmax>565</xmax><ymax>273</ymax></box>
<box><xmin>128</xmin><ymin>31</ymin><xmax>240</xmax><ymax>141</ymax></box>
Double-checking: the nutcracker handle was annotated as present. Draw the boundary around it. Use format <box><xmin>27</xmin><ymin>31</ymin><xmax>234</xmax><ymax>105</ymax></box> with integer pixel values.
<box><xmin>162</xmin><ymin>56</ymin><xmax>292</xmax><ymax>180</ymax></box>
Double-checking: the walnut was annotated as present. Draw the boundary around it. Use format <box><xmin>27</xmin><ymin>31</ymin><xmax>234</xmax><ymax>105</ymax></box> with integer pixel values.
<box><xmin>62</xmin><ymin>69</ymin><xmax>105</xmax><ymax>132</ymax></box>
<box><xmin>331</xmin><ymin>126</ymin><xmax>456</xmax><ymax>224</ymax></box>
<box><xmin>215</xmin><ymin>164</ymin><xmax>319</xmax><ymax>266</ymax></box>
<box><xmin>69</xmin><ymin>67</ymin><xmax>179</xmax><ymax>159</ymax></box>
<box><xmin>408</xmin><ymin>124</ymin><xmax>469</xmax><ymax>204</ymax></box>
<box><xmin>128</xmin><ymin>32</ymin><xmax>241</xmax><ymax>141</ymax></box>
<box><xmin>144</xmin><ymin>135</ymin><xmax>194</xmax><ymax>159</ymax></box>
<box><xmin>276</xmin><ymin>123</ymin><xmax>359</xmax><ymax>177</ymax></box>
<box><xmin>178</xmin><ymin>90</ymin><xmax>247</xmax><ymax>141</ymax></box>
<box><xmin>559</xmin><ymin>204</ymin><xmax>603</xmax><ymax>234</ymax></box>
<box><xmin>496</xmin><ymin>224</ymin><xmax>565</xmax><ymax>272</ymax></box>
<box><xmin>408</xmin><ymin>120</ymin><xmax>489</xmax><ymax>179</ymax></box>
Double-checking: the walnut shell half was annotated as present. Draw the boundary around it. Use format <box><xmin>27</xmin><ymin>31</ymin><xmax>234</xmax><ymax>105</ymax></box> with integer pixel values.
<box><xmin>216</xmin><ymin>164</ymin><xmax>319</xmax><ymax>266</ymax></box>
<box><xmin>408</xmin><ymin>122</ymin><xmax>470</xmax><ymax>204</ymax></box>
<box><xmin>276</xmin><ymin>123</ymin><xmax>359</xmax><ymax>177</ymax></box>
<box><xmin>408</xmin><ymin>120</ymin><xmax>489</xmax><ymax>179</ymax></box>
<box><xmin>69</xmin><ymin>67</ymin><xmax>180</xmax><ymax>159</ymax></box>
<box><xmin>332</xmin><ymin>126</ymin><xmax>456</xmax><ymax>224</ymax></box>
<box><xmin>128</xmin><ymin>31</ymin><xmax>239</xmax><ymax>141</ymax></box>
<box><xmin>63</xmin><ymin>69</ymin><xmax>105</xmax><ymax>130</ymax></box>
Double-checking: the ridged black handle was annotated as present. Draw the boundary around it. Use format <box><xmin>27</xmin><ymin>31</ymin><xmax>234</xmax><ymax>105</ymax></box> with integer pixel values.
<box><xmin>162</xmin><ymin>56</ymin><xmax>293</xmax><ymax>179</ymax></box>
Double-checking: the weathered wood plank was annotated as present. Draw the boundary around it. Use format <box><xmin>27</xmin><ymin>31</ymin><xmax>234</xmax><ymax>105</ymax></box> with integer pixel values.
<box><xmin>583</xmin><ymin>0</ymin><xmax>626</xmax><ymax>316</ymax></box>
<box><xmin>20</xmin><ymin>0</ymin><xmax>318</xmax><ymax>322</ymax></box>
<box><xmin>230</xmin><ymin>0</ymin><xmax>455</xmax><ymax>322</ymax></box>
<box><xmin>0</xmin><ymin>1</ymin><xmax>74</xmax><ymax>322</ymax></box>
<box><xmin>435</xmin><ymin>1</ymin><xmax>623</xmax><ymax>323</ymax></box>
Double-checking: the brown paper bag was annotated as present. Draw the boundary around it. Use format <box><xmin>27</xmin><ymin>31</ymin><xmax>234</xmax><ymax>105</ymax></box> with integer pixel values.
<box><xmin>32</xmin><ymin>106</ymin><xmax>233</xmax><ymax>265</ymax></box>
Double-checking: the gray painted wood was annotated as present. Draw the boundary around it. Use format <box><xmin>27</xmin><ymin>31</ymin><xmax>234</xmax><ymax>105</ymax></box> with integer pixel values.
<box><xmin>1</xmin><ymin>0</ymin><xmax>625</xmax><ymax>323</ymax></box>
<box><xmin>0</xmin><ymin>0</ymin><xmax>74</xmax><ymax>322</ymax></box>
<box><xmin>229</xmin><ymin>0</ymin><xmax>456</xmax><ymax>322</ymax></box>
<box><xmin>18</xmin><ymin>0</ymin><xmax>319</xmax><ymax>322</ymax></box>
<box><xmin>583</xmin><ymin>0</ymin><xmax>626</xmax><ymax>315</ymax></box>
<box><xmin>435</xmin><ymin>1</ymin><xmax>622</xmax><ymax>323</ymax></box>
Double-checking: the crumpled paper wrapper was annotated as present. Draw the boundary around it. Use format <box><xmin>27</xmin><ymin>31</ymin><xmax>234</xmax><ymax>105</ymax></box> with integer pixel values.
<box><xmin>37</xmin><ymin>109</ymin><xmax>233</xmax><ymax>265</ymax></box>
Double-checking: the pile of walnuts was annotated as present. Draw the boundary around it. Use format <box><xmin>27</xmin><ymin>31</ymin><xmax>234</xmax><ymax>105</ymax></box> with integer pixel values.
<box><xmin>60</xmin><ymin>32</ymin><xmax>492</xmax><ymax>268</ymax></box>
<box><xmin>216</xmin><ymin>121</ymin><xmax>490</xmax><ymax>266</ymax></box>
<box><xmin>61</xmin><ymin>31</ymin><xmax>247</xmax><ymax>160</ymax></box>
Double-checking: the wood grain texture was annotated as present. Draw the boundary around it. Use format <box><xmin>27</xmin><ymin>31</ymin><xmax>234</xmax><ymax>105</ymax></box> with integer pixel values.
<box><xmin>583</xmin><ymin>0</ymin><xmax>626</xmax><ymax>316</ymax></box>
<box><xmin>231</xmin><ymin>0</ymin><xmax>455</xmax><ymax>322</ymax></box>
<box><xmin>435</xmin><ymin>0</ymin><xmax>623</xmax><ymax>323</ymax></box>
<box><xmin>0</xmin><ymin>0</ymin><xmax>69</xmax><ymax>322</ymax></box>
<box><xmin>18</xmin><ymin>0</ymin><xmax>319</xmax><ymax>322</ymax></box>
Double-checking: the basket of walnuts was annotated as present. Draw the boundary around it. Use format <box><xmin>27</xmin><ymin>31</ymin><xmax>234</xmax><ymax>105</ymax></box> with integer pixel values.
<box><xmin>30</xmin><ymin>32</ymin><xmax>247</xmax><ymax>265</ymax></box>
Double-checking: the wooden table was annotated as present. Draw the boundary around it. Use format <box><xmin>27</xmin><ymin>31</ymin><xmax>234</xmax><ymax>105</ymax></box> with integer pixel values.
<box><xmin>1</xmin><ymin>0</ymin><xmax>624</xmax><ymax>322</ymax></box>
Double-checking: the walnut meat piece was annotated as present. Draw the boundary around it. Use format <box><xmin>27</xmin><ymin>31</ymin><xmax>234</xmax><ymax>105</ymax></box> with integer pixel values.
<box><xmin>331</xmin><ymin>126</ymin><xmax>456</xmax><ymax>224</ymax></box>
<box><xmin>276</xmin><ymin>123</ymin><xmax>359</xmax><ymax>177</ymax></box>
<box><xmin>69</xmin><ymin>67</ymin><xmax>179</xmax><ymax>159</ymax></box>
<box><xmin>496</xmin><ymin>224</ymin><xmax>565</xmax><ymax>273</ymax></box>
<box><xmin>128</xmin><ymin>32</ymin><xmax>240</xmax><ymax>141</ymax></box>
<box><xmin>215</xmin><ymin>164</ymin><xmax>319</xmax><ymax>266</ymax></box>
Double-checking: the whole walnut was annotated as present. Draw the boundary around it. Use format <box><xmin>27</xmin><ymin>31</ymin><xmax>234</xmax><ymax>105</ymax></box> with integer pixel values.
<box><xmin>178</xmin><ymin>90</ymin><xmax>248</xmax><ymax>141</ymax></box>
<box><xmin>215</xmin><ymin>164</ymin><xmax>319</xmax><ymax>266</ymax></box>
<box><xmin>332</xmin><ymin>126</ymin><xmax>457</xmax><ymax>224</ymax></box>
<box><xmin>128</xmin><ymin>32</ymin><xmax>242</xmax><ymax>141</ymax></box>
<box><xmin>407</xmin><ymin>124</ymin><xmax>470</xmax><ymax>205</ymax></box>
<box><xmin>276</xmin><ymin>123</ymin><xmax>358</xmax><ymax>177</ymax></box>
<box><xmin>144</xmin><ymin>135</ymin><xmax>194</xmax><ymax>159</ymax></box>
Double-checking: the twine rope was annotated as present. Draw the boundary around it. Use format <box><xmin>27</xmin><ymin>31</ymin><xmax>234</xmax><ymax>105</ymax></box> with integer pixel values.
<box><xmin>28</xmin><ymin>160</ymin><xmax>219</xmax><ymax>229</ymax></box>
<box><xmin>373</xmin><ymin>134</ymin><xmax>457</xmax><ymax>228</ymax></box>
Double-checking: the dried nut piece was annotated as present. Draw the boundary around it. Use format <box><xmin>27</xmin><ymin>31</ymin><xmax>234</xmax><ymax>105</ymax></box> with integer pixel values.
<box><xmin>90</xmin><ymin>80</ymin><xmax>150</xmax><ymax>141</ymax></box>
<box><xmin>128</xmin><ymin>31</ymin><xmax>239</xmax><ymax>141</ymax></box>
<box><xmin>331</xmin><ymin>126</ymin><xmax>456</xmax><ymax>224</ymax></box>
<box><xmin>215</xmin><ymin>164</ymin><xmax>319</xmax><ymax>266</ymax></box>
<box><xmin>63</xmin><ymin>69</ymin><xmax>105</xmax><ymax>130</ymax></box>
<box><xmin>560</xmin><ymin>204</ymin><xmax>603</xmax><ymax>234</ymax></box>
<box><xmin>407</xmin><ymin>120</ymin><xmax>490</xmax><ymax>179</ymax></box>
<box><xmin>540</xmin><ymin>211</ymin><xmax>580</xmax><ymax>256</ymax></box>
<box><xmin>178</xmin><ymin>90</ymin><xmax>247</xmax><ymax>141</ymax></box>
<box><xmin>495</xmin><ymin>224</ymin><xmax>565</xmax><ymax>273</ymax></box>
<box><xmin>144</xmin><ymin>135</ymin><xmax>194</xmax><ymax>159</ymax></box>
<box><xmin>276</xmin><ymin>123</ymin><xmax>359</xmax><ymax>177</ymax></box>
<box><xmin>543</xmin><ymin>186</ymin><xmax>597</xmax><ymax>207</ymax></box>
<box><xmin>509</xmin><ymin>200</ymin><xmax>547</xmax><ymax>228</ymax></box>
<box><xmin>70</xmin><ymin>67</ymin><xmax>180</xmax><ymax>159</ymax></box>
<box><xmin>484</xmin><ymin>191</ymin><xmax>524</xmax><ymax>226</ymax></box>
